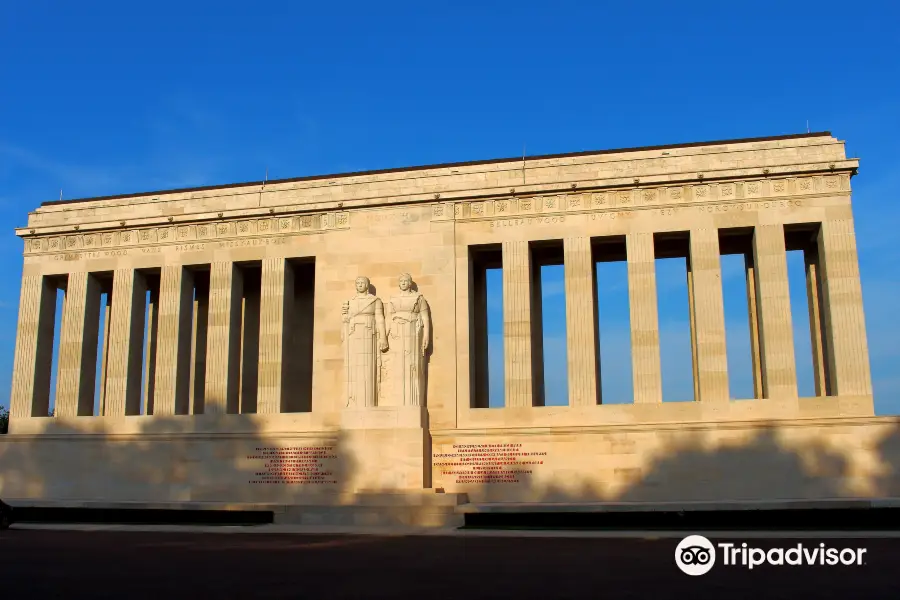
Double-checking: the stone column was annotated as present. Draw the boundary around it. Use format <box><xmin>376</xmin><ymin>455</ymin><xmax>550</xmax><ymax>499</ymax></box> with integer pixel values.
<box><xmin>805</xmin><ymin>246</ymin><xmax>830</xmax><ymax>397</ymax></box>
<box><xmin>752</xmin><ymin>224</ymin><xmax>798</xmax><ymax>399</ymax></box>
<box><xmin>55</xmin><ymin>271</ymin><xmax>102</xmax><ymax>417</ymax></box>
<box><xmin>502</xmin><ymin>240</ymin><xmax>534</xmax><ymax>407</ymax></box>
<box><xmin>142</xmin><ymin>285</ymin><xmax>159</xmax><ymax>415</ymax></box>
<box><xmin>686</xmin><ymin>267</ymin><xmax>700</xmax><ymax>401</ymax></box>
<box><xmin>744</xmin><ymin>253</ymin><xmax>763</xmax><ymax>399</ymax></box>
<box><xmin>257</xmin><ymin>258</ymin><xmax>294</xmax><ymax>414</ymax></box>
<box><xmin>816</xmin><ymin>219</ymin><xmax>872</xmax><ymax>396</ymax></box>
<box><xmin>688</xmin><ymin>229</ymin><xmax>730</xmax><ymax>402</ymax></box>
<box><xmin>153</xmin><ymin>266</ymin><xmax>194</xmax><ymax>415</ymax></box>
<box><xmin>10</xmin><ymin>276</ymin><xmax>57</xmax><ymax>418</ymax></box>
<box><xmin>626</xmin><ymin>233</ymin><xmax>662</xmax><ymax>403</ymax></box>
<box><xmin>564</xmin><ymin>237</ymin><xmax>599</xmax><ymax>405</ymax></box>
<box><xmin>97</xmin><ymin>289</ymin><xmax>112</xmax><ymax>415</ymax></box>
<box><xmin>189</xmin><ymin>273</ymin><xmax>209</xmax><ymax>414</ymax></box>
<box><xmin>104</xmin><ymin>269</ymin><xmax>148</xmax><ymax>416</ymax></box>
<box><xmin>205</xmin><ymin>262</ymin><xmax>243</xmax><ymax>414</ymax></box>
<box><xmin>239</xmin><ymin>277</ymin><xmax>260</xmax><ymax>413</ymax></box>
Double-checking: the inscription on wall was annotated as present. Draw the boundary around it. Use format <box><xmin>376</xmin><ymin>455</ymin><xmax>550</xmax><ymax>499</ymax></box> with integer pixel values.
<box><xmin>247</xmin><ymin>446</ymin><xmax>338</xmax><ymax>485</ymax></box>
<box><xmin>490</xmin><ymin>216</ymin><xmax>567</xmax><ymax>228</ymax></box>
<box><xmin>433</xmin><ymin>443</ymin><xmax>547</xmax><ymax>484</ymax></box>
<box><xmin>47</xmin><ymin>236</ymin><xmax>292</xmax><ymax>261</ymax></box>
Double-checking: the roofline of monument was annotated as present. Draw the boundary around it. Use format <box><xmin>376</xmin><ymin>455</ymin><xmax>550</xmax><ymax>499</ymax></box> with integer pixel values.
<box><xmin>39</xmin><ymin>131</ymin><xmax>834</xmax><ymax>207</ymax></box>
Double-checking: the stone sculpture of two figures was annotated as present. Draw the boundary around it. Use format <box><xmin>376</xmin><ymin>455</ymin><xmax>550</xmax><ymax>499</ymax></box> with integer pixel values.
<box><xmin>341</xmin><ymin>273</ymin><xmax>431</xmax><ymax>408</ymax></box>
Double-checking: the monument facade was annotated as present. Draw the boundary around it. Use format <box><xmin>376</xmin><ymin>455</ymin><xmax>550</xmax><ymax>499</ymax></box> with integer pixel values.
<box><xmin>2</xmin><ymin>132</ymin><xmax>898</xmax><ymax>524</ymax></box>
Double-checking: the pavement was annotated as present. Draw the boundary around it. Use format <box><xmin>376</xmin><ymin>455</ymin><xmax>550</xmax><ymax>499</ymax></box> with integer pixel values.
<box><xmin>2</xmin><ymin>526</ymin><xmax>899</xmax><ymax>599</ymax></box>
<box><xmin>11</xmin><ymin>521</ymin><xmax>900</xmax><ymax>538</ymax></box>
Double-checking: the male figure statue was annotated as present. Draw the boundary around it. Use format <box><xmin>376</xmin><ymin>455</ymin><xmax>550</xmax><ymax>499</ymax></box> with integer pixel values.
<box><xmin>341</xmin><ymin>276</ymin><xmax>387</xmax><ymax>408</ymax></box>
<box><xmin>386</xmin><ymin>273</ymin><xmax>431</xmax><ymax>406</ymax></box>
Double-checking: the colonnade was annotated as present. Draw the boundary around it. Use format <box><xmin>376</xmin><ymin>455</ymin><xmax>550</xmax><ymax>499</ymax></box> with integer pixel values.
<box><xmin>472</xmin><ymin>219</ymin><xmax>872</xmax><ymax>407</ymax></box>
<box><xmin>9</xmin><ymin>218</ymin><xmax>873</xmax><ymax>420</ymax></box>
<box><xmin>10</xmin><ymin>258</ymin><xmax>315</xmax><ymax>419</ymax></box>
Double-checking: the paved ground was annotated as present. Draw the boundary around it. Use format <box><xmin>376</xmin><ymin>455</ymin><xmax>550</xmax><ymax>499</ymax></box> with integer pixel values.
<box><xmin>1</xmin><ymin>528</ymin><xmax>899</xmax><ymax>599</ymax></box>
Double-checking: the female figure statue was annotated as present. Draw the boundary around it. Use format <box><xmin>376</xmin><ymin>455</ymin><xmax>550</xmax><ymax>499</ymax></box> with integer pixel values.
<box><xmin>341</xmin><ymin>276</ymin><xmax>387</xmax><ymax>408</ymax></box>
<box><xmin>386</xmin><ymin>273</ymin><xmax>431</xmax><ymax>407</ymax></box>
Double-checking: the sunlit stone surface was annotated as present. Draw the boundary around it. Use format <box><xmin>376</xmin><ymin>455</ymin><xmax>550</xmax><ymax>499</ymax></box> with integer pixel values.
<box><xmin>3</xmin><ymin>132</ymin><xmax>896</xmax><ymax>525</ymax></box>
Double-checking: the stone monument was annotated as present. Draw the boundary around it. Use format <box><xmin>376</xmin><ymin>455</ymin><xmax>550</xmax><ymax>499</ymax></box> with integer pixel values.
<box><xmin>1</xmin><ymin>131</ymin><xmax>898</xmax><ymax>527</ymax></box>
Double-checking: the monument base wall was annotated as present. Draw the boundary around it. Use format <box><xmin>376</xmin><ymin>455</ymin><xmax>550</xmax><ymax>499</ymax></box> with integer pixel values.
<box><xmin>433</xmin><ymin>415</ymin><xmax>900</xmax><ymax>504</ymax></box>
<box><xmin>2</xmin><ymin>414</ymin><xmax>899</xmax><ymax>514</ymax></box>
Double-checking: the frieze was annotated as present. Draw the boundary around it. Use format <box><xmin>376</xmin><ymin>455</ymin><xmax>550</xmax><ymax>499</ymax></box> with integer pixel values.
<box><xmin>27</xmin><ymin>211</ymin><xmax>345</xmax><ymax>256</ymax></box>
<box><xmin>23</xmin><ymin>173</ymin><xmax>841</xmax><ymax>255</ymax></box>
<box><xmin>477</xmin><ymin>196</ymin><xmax>808</xmax><ymax>230</ymax></box>
<box><xmin>448</xmin><ymin>175</ymin><xmax>833</xmax><ymax>225</ymax></box>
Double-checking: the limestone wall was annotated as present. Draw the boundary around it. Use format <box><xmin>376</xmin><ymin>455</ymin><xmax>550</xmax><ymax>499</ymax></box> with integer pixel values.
<box><xmin>433</xmin><ymin>416</ymin><xmax>900</xmax><ymax>503</ymax></box>
<box><xmin>2</xmin><ymin>414</ymin><xmax>899</xmax><ymax>505</ymax></box>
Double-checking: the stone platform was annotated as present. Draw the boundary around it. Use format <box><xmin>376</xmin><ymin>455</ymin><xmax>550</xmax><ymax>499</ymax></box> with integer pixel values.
<box><xmin>5</xmin><ymin>492</ymin><xmax>470</xmax><ymax>528</ymax></box>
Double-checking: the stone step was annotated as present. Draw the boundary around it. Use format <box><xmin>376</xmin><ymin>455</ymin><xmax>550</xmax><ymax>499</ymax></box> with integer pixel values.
<box><xmin>457</xmin><ymin>497</ymin><xmax>900</xmax><ymax>514</ymax></box>
<box><xmin>4</xmin><ymin>492</ymin><xmax>470</xmax><ymax>529</ymax></box>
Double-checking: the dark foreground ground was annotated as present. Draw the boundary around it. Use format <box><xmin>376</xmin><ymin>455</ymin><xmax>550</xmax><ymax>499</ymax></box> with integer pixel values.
<box><xmin>1</xmin><ymin>529</ymin><xmax>899</xmax><ymax>599</ymax></box>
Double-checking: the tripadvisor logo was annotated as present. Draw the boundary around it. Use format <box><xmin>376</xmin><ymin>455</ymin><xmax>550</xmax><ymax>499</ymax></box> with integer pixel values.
<box><xmin>675</xmin><ymin>535</ymin><xmax>716</xmax><ymax>576</ymax></box>
<box><xmin>675</xmin><ymin>535</ymin><xmax>867</xmax><ymax>575</ymax></box>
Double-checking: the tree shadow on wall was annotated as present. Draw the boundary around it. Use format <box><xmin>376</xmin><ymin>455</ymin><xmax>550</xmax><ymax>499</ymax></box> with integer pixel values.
<box><xmin>0</xmin><ymin>413</ymin><xmax>361</xmax><ymax>517</ymax></box>
<box><xmin>2</xmin><ymin>411</ymin><xmax>900</xmax><ymax>528</ymax></box>
<box><xmin>460</xmin><ymin>420</ymin><xmax>900</xmax><ymax>510</ymax></box>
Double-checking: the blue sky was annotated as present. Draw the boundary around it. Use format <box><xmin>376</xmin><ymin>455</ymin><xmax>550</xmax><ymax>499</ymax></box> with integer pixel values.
<box><xmin>1</xmin><ymin>1</ymin><xmax>898</xmax><ymax>414</ymax></box>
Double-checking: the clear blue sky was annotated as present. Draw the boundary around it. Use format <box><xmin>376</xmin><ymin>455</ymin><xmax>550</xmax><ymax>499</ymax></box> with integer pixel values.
<box><xmin>1</xmin><ymin>0</ymin><xmax>898</xmax><ymax>414</ymax></box>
